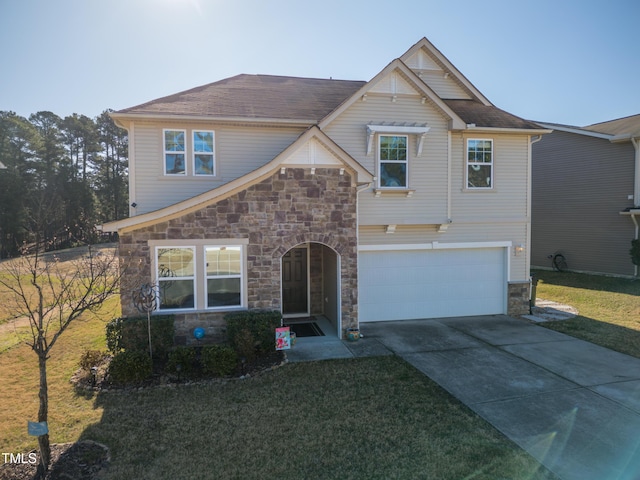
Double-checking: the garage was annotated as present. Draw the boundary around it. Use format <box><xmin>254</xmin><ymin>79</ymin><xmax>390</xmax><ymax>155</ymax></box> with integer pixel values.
<box><xmin>359</xmin><ymin>247</ymin><xmax>507</xmax><ymax>322</ymax></box>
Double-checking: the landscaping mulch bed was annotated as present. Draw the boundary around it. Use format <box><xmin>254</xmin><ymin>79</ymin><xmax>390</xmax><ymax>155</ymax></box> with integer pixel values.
<box><xmin>71</xmin><ymin>350</ymin><xmax>286</xmax><ymax>392</ymax></box>
<box><xmin>0</xmin><ymin>441</ymin><xmax>110</xmax><ymax>480</ymax></box>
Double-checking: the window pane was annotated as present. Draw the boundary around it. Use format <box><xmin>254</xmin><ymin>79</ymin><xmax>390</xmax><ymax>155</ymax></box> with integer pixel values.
<box><xmin>207</xmin><ymin>278</ymin><xmax>241</xmax><ymax>307</ymax></box>
<box><xmin>165</xmin><ymin>131</ymin><xmax>185</xmax><ymax>151</ymax></box>
<box><xmin>206</xmin><ymin>247</ymin><xmax>241</xmax><ymax>275</ymax></box>
<box><xmin>380</xmin><ymin>163</ymin><xmax>407</xmax><ymax>187</ymax></box>
<box><xmin>194</xmin><ymin>131</ymin><xmax>214</xmax><ymax>152</ymax></box>
<box><xmin>159</xmin><ymin>279</ymin><xmax>194</xmax><ymax>309</ymax></box>
<box><xmin>194</xmin><ymin>154</ymin><xmax>214</xmax><ymax>175</ymax></box>
<box><xmin>165</xmin><ymin>154</ymin><xmax>185</xmax><ymax>174</ymax></box>
<box><xmin>468</xmin><ymin>165</ymin><xmax>492</xmax><ymax>188</ymax></box>
<box><xmin>380</xmin><ymin>136</ymin><xmax>407</xmax><ymax>162</ymax></box>
<box><xmin>158</xmin><ymin>248</ymin><xmax>194</xmax><ymax>277</ymax></box>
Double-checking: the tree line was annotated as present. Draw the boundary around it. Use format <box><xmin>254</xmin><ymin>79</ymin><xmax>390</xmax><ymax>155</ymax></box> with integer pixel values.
<box><xmin>0</xmin><ymin>110</ymin><xmax>128</xmax><ymax>258</ymax></box>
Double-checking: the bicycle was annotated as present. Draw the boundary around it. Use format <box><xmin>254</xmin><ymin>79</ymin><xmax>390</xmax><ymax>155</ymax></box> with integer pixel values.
<box><xmin>547</xmin><ymin>253</ymin><xmax>568</xmax><ymax>272</ymax></box>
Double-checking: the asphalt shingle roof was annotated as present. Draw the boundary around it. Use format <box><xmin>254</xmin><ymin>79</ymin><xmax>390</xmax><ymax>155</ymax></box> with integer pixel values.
<box><xmin>117</xmin><ymin>74</ymin><xmax>366</xmax><ymax>122</ymax></box>
<box><xmin>117</xmin><ymin>74</ymin><xmax>541</xmax><ymax>130</ymax></box>
<box><xmin>444</xmin><ymin>99</ymin><xmax>543</xmax><ymax>130</ymax></box>
<box><xmin>584</xmin><ymin>114</ymin><xmax>640</xmax><ymax>137</ymax></box>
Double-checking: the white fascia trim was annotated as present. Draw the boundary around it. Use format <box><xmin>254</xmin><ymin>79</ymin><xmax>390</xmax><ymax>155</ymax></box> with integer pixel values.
<box><xmin>463</xmin><ymin>126</ymin><xmax>553</xmax><ymax>135</ymax></box>
<box><xmin>358</xmin><ymin>241</ymin><xmax>512</xmax><ymax>252</ymax></box>
<box><xmin>535</xmin><ymin>123</ymin><xmax>612</xmax><ymax>140</ymax></box>
<box><xmin>110</xmin><ymin>112</ymin><xmax>316</xmax><ymax>127</ymax></box>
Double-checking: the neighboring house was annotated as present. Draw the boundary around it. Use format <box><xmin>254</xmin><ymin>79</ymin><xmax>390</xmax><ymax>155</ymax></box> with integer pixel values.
<box><xmin>101</xmin><ymin>37</ymin><xmax>548</xmax><ymax>343</ymax></box>
<box><xmin>532</xmin><ymin>115</ymin><xmax>640</xmax><ymax>277</ymax></box>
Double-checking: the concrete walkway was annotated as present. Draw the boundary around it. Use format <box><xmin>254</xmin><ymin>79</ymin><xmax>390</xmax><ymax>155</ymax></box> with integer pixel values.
<box><xmin>287</xmin><ymin>315</ymin><xmax>640</xmax><ymax>480</ymax></box>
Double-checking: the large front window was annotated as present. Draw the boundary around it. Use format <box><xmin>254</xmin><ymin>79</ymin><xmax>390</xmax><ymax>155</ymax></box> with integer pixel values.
<box><xmin>155</xmin><ymin>243</ymin><xmax>245</xmax><ymax>312</ymax></box>
<box><xmin>379</xmin><ymin>135</ymin><xmax>408</xmax><ymax>188</ymax></box>
<box><xmin>164</xmin><ymin>130</ymin><xmax>186</xmax><ymax>175</ymax></box>
<box><xmin>467</xmin><ymin>139</ymin><xmax>493</xmax><ymax>189</ymax></box>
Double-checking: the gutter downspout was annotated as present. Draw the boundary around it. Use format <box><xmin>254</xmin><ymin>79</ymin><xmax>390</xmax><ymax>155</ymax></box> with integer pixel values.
<box><xmin>528</xmin><ymin>135</ymin><xmax>544</xmax><ymax>279</ymax></box>
<box><xmin>632</xmin><ymin>137</ymin><xmax>640</xmax><ymax>207</ymax></box>
<box><xmin>631</xmin><ymin>213</ymin><xmax>639</xmax><ymax>277</ymax></box>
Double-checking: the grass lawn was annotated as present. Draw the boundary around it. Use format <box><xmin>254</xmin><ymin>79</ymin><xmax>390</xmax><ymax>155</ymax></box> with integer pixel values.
<box><xmin>533</xmin><ymin>270</ymin><xmax>640</xmax><ymax>357</ymax></box>
<box><xmin>0</xmin><ymin>305</ymin><xmax>556</xmax><ymax>480</ymax></box>
<box><xmin>81</xmin><ymin>356</ymin><xmax>556</xmax><ymax>480</ymax></box>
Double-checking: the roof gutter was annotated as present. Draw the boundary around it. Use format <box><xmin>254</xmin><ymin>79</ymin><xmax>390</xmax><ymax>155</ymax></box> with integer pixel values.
<box><xmin>461</xmin><ymin>126</ymin><xmax>553</xmax><ymax>135</ymax></box>
<box><xmin>109</xmin><ymin>112</ymin><xmax>317</xmax><ymax>128</ymax></box>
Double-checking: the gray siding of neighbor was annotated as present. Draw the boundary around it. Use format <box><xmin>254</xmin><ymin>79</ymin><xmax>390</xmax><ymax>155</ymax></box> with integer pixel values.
<box><xmin>531</xmin><ymin>130</ymin><xmax>636</xmax><ymax>276</ymax></box>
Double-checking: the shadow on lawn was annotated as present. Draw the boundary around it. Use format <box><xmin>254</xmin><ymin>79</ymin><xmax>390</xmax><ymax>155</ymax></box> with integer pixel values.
<box><xmin>532</xmin><ymin>269</ymin><xmax>639</xmax><ymax>295</ymax></box>
<box><xmin>532</xmin><ymin>270</ymin><xmax>640</xmax><ymax>359</ymax></box>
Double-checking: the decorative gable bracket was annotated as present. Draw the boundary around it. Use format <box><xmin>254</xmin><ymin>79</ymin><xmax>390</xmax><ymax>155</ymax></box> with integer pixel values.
<box><xmin>366</xmin><ymin>123</ymin><xmax>431</xmax><ymax>156</ymax></box>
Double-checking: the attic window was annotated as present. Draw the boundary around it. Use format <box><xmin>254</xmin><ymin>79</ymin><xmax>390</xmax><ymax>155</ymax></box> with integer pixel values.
<box><xmin>366</xmin><ymin>124</ymin><xmax>430</xmax><ymax>156</ymax></box>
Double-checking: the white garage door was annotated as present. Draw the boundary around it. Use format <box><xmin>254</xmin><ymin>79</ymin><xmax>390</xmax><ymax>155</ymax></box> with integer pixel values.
<box><xmin>359</xmin><ymin>248</ymin><xmax>506</xmax><ymax>322</ymax></box>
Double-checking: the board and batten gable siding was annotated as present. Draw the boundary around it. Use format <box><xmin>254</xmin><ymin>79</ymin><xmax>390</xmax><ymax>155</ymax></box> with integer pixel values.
<box><xmin>531</xmin><ymin>130</ymin><xmax>636</xmax><ymax>276</ymax></box>
<box><xmin>131</xmin><ymin>121</ymin><xmax>305</xmax><ymax>214</ymax></box>
<box><xmin>323</xmin><ymin>94</ymin><xmax>451</xmax><ymax>225</ymax></box>
<box><xmin>403</xmin><ymin>47</ymin><xmax>472</xmax><ymax>100</ymax></box>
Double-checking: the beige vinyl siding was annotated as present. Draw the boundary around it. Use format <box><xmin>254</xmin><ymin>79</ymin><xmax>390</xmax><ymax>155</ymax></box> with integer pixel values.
<box><xmin>359</xmin><ymin>222</ymin><xmax>529</xmax><ymax>281</ymax></box>
<box><xmin>324</xmin><ymin>94</ymin><xmax>450</xmax><ymax>225</ymax></box>
<box><xmin>415</xmin><ymin>71</ymin><xmax>471</xmax><ymax>100</ymax></box>
<box><xmin>531</xmin><ymin>131</ymin><xmax>636</xmax><ymax>276</ymax></box>
<box><xmin>131</xmin><ymin>121</ymin><xmax>304</xmax><ymax>214</ymax></box>
<box><xmin>450</xmin><ymin>132</ymin><xmax>531</xmax><ymax>222</ymax></box>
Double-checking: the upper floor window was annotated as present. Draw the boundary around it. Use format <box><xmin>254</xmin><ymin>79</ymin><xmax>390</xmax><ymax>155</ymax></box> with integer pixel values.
<box><xmin>164</xmin><ymin>130</ymin><xmax>186</xmax><ymax>175</ymax></box>
<box><xmin>467</xmin><ymin>139</ymin><xmax>493</xmax><ymax>189</ymax></box>
<box><xmin>379</xmin><ymin>135</ymin><xmax>408</xmax><ymax>188</ymax></box>
<box><xmin>193</xmin><ymin>130</ymin><xmax>215</xmax><ymax>176</ymax></box>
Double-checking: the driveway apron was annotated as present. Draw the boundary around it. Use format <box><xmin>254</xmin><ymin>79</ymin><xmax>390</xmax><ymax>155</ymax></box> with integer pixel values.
<box><xmin>363</xmin><ymin>315</ymin><xmax>640</xmax><ymax>480</ymax></box>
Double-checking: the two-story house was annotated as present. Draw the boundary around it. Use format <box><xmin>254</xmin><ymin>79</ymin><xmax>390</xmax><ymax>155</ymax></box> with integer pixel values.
<box><xmin>101</xmin><ymin>38</ymin><xmax>548</xmax><ymax>343</ymax></box>
<box><xmin>531</xmin><ymin>115</ymin><xmax>640</xmax><ymax>277</ymax></box>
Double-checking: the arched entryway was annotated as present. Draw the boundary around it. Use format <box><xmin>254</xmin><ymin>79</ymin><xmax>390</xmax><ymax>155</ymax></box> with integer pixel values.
<box><xmin>281</xmin><ymin>242</ymin><xmax>341</xmax><ymax>337</ymax></box>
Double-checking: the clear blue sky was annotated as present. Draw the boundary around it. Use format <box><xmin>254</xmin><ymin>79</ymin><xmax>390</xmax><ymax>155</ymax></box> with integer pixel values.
<box><xmin>1</xmin><ymin>0</ymin><xmax>638</xmax><ymax>127</ymax></box>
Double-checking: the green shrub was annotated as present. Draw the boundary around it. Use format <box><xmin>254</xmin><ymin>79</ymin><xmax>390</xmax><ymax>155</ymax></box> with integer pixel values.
<box><xmin>79</xmin><ymin>349</ymin><xmax>108</xmax><ymax>371</ymax></box>
<box><xmin>202</xmin><ymin>345</ymin><xmax>238</xmax><ymax>377</ymax></box>
<box><xmin>106</xmin><ymin>315</ymin><xmax>175</xmax><ymax>361</ymax></box>
<box><xmin>167</xmin><ymin>347</ymin><xmax>197</xmax><ymax>377</ymax></box>
<box><xmin>631</xmin><ymin>239</ymin><xmax>640</xmax><ymax>266</ymax></box>
<box><xmin>108</xmin><ymin>350</ymin><xmax>153</xmax><ymax>384</ymax></box>
<box><xmin>225</xmin><ymin>310</ymin><xmax>281</xmax><ymax>358</ymax></box>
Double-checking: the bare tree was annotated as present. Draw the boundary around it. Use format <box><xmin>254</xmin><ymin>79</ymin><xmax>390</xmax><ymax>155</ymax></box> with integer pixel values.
<box><xmin>0</xmin><ymin>243</ymin><xmax>123</xmax><ymax>478</ymax></box>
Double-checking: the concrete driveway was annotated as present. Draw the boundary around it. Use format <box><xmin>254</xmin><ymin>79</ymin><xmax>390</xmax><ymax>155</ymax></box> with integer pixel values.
<box><xmin>361</xmin><ymin>315</ymin><xmax>640</xmax><ymax>480</ymax></box>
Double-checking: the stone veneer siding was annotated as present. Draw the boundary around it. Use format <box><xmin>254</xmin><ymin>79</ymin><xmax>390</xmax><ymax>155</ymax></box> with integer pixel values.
<box><xmin>507</xmin><ymin>281</ymin><xmax>531</xmax><ymax>316</ymax></box>
<box><xmin>118</xmin><ymin>168</ymin><xmax>358</xmax><ymax>344</ymax></box>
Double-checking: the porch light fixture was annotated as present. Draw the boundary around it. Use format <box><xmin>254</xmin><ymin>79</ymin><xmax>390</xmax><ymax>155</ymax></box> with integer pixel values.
<box><xmin>310</xmin><ymin>167</ymin><xmax>316</xmax><ymax>175</ymax></box>
<box><xmin>514</xmin><ymin>244</ymin><xmax>525</xmax><ymax>256</ymax></box>
<box><xmin>280</xmin><ymin>167</ymin><xmax>286</xmax><ymax>175</ymax></box>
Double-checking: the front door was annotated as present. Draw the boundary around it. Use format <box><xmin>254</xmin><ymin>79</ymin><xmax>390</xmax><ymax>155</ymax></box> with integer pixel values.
<box><xmin>282</xmin><ymin>247</ymin><xmax>308</xmax><ymax>315</ymax></box>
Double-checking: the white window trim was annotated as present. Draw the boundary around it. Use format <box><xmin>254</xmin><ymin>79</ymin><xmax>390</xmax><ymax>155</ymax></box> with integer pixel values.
<box><xmin>150</xmin><ymin>239</ymin><xmax>248</xmax><ymax>313</ymax></box>
<box><xmin>204</xmin><ymin>245</ymin><xmax>244</xmax><ymax>311</ymax></box>
<box><xmin>155</xmin><ymin>246</ymin><xmax>197</xmax><ymax>312</ymax></box>
<box><xmin>466</xmin><ymin>138</ymin><xmax>494</xmax><ymax>190</ymax></box>
<box><xmin>163</xmin><ymin>129</ymin><xmax>187</xmax><ymax>176</ymax></box>
<box><xmin>193</xmin><ymin>130</ymin><xmax>216</xmax><ymax>176</ymax></box>
<box><xmin>378</xmin><ymin>134</ymin><xmax>409</xmax><ymax>189</ymax></box>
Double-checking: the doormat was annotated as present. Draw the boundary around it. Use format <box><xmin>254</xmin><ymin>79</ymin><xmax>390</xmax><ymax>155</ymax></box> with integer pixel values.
<box><xmin>287</xmin><ymin>322</ymin><xmax>324</xmax><ymax>337</ymax></box>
